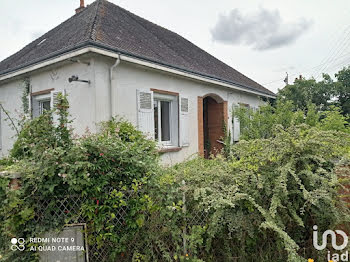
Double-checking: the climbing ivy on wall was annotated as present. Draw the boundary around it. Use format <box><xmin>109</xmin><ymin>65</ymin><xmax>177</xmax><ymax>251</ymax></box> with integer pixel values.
<box><xmin>21</xmin><ymin>77</ymin><xmax>30</xmax><ymax>116</ymax></box>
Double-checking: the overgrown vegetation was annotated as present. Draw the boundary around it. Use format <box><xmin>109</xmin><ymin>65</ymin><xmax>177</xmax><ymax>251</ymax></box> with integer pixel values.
<box><xmin>0</xmin><ymin>94</ymin><xmax>159</xmax><ymax>261</ymax></box>
<box><xmin>0</xmin><ymin>91</ymin><xmax>349</xmax><ymax>261</ymax></box>
<box><xmin>234</xmin><ymin>100</ymin><xmax>349</xmax><ymax>141</ymax></box>
<box><xmin>151</xmin><ymin>124</ymin><xmax>350</xmax><ymax>261</ymax></box>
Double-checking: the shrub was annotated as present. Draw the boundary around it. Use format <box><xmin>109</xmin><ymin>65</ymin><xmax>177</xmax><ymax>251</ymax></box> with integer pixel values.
<box><xmin>155</xmin><ymin>125</ymin><xmax>350</xmax><ymax>261</ymax></box>
<box><xmin>10</xmin><ymin>112</ymin><xmax>58</xmax><ymax>159</ymax></box>
<box><xmin>0</xmin><ymin>95</ymin><xmax>159</xmax><ymax>261</ymax></box>
<box><xmin>233</xmin><ymin>101</ymin><xmax>349</xmax><ymax>141</ymax></box>
<box><xmin>1</xmin><ymin>94</ymin><xmax>350</xmax><ymax>262</ymax></box>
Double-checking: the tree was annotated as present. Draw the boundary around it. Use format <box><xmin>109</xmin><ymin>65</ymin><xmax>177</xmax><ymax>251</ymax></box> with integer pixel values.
<box><xmin>277</xmin><ymin>76</ymin><xmax>334</xmax><ymax>112</ymax></box>
<box><xmin>277</xmin><ymin>66</ymin><xmax>350</xmax><ymax>120</ymax></box>
<box><xmin>335</xmin><ymin>66</ymin><xmax>350</xmax><ymax>116</ymax></box>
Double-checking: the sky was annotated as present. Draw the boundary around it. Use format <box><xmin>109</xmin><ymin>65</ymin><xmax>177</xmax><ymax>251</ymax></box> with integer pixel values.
<box><xmin>0</xmin><ymin>0</ymin><xmax>349</xmax><ymax>93</ymax></box>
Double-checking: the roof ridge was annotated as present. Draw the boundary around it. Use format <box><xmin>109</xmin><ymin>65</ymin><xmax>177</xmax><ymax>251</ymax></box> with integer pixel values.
<box><xmin>88</xmin><ymin>0</ymin><xmax>103</xmax><ymax>41</ymax></box>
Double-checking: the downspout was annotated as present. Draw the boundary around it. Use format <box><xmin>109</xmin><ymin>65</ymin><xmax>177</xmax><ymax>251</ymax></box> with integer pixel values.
<box><xmin>109</xmin><ymin>54</ymin><xmax>121</xmax><ymax>120</ymax></box>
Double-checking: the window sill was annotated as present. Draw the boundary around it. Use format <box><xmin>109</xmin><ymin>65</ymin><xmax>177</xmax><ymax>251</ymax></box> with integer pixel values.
<box><xmin>158</xmin><ymin>147</ymin><xmax>182</xmax><ymax>153</ymax></box>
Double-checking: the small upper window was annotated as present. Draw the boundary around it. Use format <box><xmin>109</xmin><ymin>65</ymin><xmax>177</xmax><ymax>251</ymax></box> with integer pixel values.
<box><xmin>32</xmin><ymin>94</ymin><xmax>51</xmax><ymax>118</ymax></box>
<box><xmin>39</xmin><ymin>100</ymin><xmax>51</xmax><ymax>115</ymax></box>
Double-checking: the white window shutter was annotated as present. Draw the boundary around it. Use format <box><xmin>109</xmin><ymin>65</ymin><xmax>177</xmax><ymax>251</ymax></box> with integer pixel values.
<box><xmin>233</xmin><ymin>103</ymin><xmax>240</xmax><ymax>141</ymax></box>
<box><xmin>179</xmin><ymin>96</ymin><xmax>189</xmax><ymax>147</ymax></box>
<box><xmin>233</xmin><ymin>117</ymin><xmax>240</xmax><ymax>142</ymax></box>
<box><xmin>32</xmin><ymin>98</ymin><xmax>40</xmax><ymax>118</ymax></box>
<box><xmin>28</xmin><ymin>94</ymin><xmax>32</xmax><ymax>117</ymax></box>
<box><xmin>50</xmin><ymin>90</ymin><xmax>66</xmax><ymax>125</ymax></box>
<box><xmin>137</xmin><ymin>90</ymin><xmax>154</xmax><ymax>139</ymax></box>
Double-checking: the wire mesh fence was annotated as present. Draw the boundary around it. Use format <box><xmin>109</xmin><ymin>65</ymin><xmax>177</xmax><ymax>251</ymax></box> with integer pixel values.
<box><xmin>33</xmin><ymin>184</ymin><xmax>209</xmax><ymax>262</ymax></box>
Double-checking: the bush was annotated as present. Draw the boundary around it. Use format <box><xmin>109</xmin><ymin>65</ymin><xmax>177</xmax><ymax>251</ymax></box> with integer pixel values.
<box><xmin>233</xmin><ymin>101</ymin><xmax>349</xmax><ymax>141</ymax></box>
<box><xmin>154</xmin><ymin>125</ymin><xmax>350</xmax><ymax>261</ymax></box>
<box><xmin>0</xmin><ymin>95</ymin><xmax>159</xmax><ymax>261</ymax></box>
<box><xmin>1</xmin><ymin>94</ymin><xmax>350</xmax><ymax>262</ymax></box>
<box><xmin>10</xmin><ymin>112</ymin><xmax>58</xmax><ymax>159</ymax></box>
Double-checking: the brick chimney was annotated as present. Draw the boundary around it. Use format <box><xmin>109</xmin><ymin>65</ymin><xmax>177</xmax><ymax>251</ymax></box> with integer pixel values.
<box><xmin>75</xmin><ymin>0</ymin><xmax>85</xmax><ymax>14</ymax></box>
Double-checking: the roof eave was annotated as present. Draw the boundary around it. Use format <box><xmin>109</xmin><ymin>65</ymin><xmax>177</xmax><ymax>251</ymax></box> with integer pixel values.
<box><xmin>88</xmin><ymin>42</ymin><xmax>276</xmax><ymax>98</ymax></box>
<box><xmin>0</xmin><ymin>41</ymin><xmax>276</xmax><ymax>98</ymax></box>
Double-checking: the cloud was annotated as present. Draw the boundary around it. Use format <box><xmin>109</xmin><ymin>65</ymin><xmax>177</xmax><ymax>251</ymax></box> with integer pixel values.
<box><xmin>211</xmin><ymin>8</ymin><xmax>312</xmax><ymax>50</ymax></box>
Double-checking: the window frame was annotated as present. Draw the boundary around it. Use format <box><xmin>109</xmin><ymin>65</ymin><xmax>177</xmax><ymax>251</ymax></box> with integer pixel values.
<box><xmin>32</xmin><ymin>93</ymin><xmax>51</xmax><ymax>118</ymax></box>
<box><xmin>233</xmin><ymin>102</ymin><xmax>251</xmax><ymax>142</ymax></box>
<box><xmin>39</xmin><ymin>99</ymin><xmax>51</xmax><ymax>115</ymax></box>
<box><xmin>153</xmin><ymin>93</ymin><xmax>178</xmax><ymax>147</ymax></box>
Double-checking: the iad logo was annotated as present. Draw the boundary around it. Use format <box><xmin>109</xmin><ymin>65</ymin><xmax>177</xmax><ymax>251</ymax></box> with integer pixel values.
<box><xmin>10</xmin><ymin>238</ymin><xmax>25</xmax><ymax>251</ymax></box>
<box><xmin>313</xmin><ymin>225</ymin><xmax>348</xmax><ymax>251</ymax></box>
<box><xmin>313</xmin><ymin>225</ymin><xmax>349</xmax><ymax>261</ymax></box>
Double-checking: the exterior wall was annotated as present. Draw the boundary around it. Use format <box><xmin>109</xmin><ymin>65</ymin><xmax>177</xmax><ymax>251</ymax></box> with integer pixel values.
<box><xmin>0</xmin><ymin>80</ymin><xmax>22</xmax><ymax>156</ymax></box>
<box><xmin>29</xmin><ymin>61</ymin><xmax>97</xmax><ymax>135</ymax></box>
<box><xmin>197</xmin><ymin>97</ymin><xmax>204</xmax><ymax>157</ymax></box>
<box><xmin>104</xmin><ymin>57</ymin><xmax>264</xmax><ymax>165</ymax></box>
<box><xmin>0</xmin><ymin>59</ymin><xmax>98</xmax><ymax>156</ymax></box>
<box><xmin>0</xmin><ymin>54</ymin><xmax>264</xmax><ymax>164</ymax></box>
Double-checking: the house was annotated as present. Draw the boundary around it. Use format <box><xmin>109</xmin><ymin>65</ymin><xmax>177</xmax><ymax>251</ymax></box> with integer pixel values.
<box><xmin>0</xmin><ymin>0</ymin><xmax>275</xmax><ymax>164</ymax></box>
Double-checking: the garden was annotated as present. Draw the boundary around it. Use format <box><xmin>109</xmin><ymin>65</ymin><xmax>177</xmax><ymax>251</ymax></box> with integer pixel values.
<box><xmin>0</xmin><ymin>68</ymin><xmax>350</xmax><ymax>262</ymax></box>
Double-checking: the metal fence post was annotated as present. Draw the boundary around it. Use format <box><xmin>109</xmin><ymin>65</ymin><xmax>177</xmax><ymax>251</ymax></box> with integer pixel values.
<box><xmin>182</xmin><ymin>180</ymin><xmax>187</xmax><ymax>256</ymax></box>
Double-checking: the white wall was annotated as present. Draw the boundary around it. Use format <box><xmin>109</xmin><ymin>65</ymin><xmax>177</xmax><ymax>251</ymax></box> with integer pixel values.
<box><xmin>0</xmin><ymin>80</ymin><xmax>22</xmax><ymax>156</ymax></box>
<box><xmin>0</xmin><ymin>59</ymin><xmax>97</xmax><ymax>156</ymax></box>
<box><xmin>0</xmin><ymin>54</ymin><xmax>264</xmax><ymax>164</ymax></box>
<box><xmin>30</xmin><ymin>61</ymin><xmax>97</xmax><ymax>135</ymax></box>
<box><xmin>104</xmin><ymin>57</ymin><xmax>263</xmax><ymax>165</ymax></box>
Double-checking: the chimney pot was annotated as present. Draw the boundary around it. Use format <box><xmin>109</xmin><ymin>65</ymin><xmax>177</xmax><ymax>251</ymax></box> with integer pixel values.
<box><xmin>75</xmin><ymin>0</ymin><xmax>85</xmax><ymax>14</ymax></box>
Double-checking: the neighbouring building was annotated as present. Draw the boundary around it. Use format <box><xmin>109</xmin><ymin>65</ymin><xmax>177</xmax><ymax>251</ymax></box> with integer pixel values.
<box><xmin>0</xmin><ymin>0</ymin><xmax>275</xmax><ymax>164</ymax></box>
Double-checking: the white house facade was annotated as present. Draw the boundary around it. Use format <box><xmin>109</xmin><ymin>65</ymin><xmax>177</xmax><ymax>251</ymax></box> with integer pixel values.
<box><xmin>0</xmin><ymin>0</ymin><xmax>275</xmax><ymax>165</ymax></box>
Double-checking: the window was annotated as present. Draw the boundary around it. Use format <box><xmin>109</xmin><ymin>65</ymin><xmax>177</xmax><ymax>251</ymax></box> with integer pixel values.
<box><xmin>233</xmin><ymin>102</ymin><xmax>250</xmax><ymax>141</ymax></box>
<box><xmin>153</xmin><ymin>93</ymin><xmax>178</xmax><ymax>147</ymax></box>
<box><xmin>32</xmin><ymin>94</ymin><xmax>51</xmax><ymax>118</ymax></box>
<box><xmin>239</xmin><ymin>103</ymin><xmax>250</xmax><ymax>133</ymax></box>
<box><xmin>137</xmin><ymin>90</ymin><xmax>186</xmax><ymax>148</ymax></box>
<box><xmin>154</xmin><ymin>99</ymin><xmax>171</xmax><ymax>143</ymax></box>
<box><xmin>39</xmin><ymin>100</ymin><xmax>51</xmax><ymax>115</ymax></box>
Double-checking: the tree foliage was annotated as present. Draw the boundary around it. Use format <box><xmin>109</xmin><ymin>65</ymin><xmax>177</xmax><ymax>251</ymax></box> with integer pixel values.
<box><xmin>335</xmin><ymin>66</ymin><xmax>350</xmax><ymax>116</ymax></box>
<box><xmin>161</xmin><ymin>125</ymin><xmax>350</xmax><ymax>261</ymax></box>
<box><xmin>233</xmin><ymin>101</ymin><xmax>349</xmax><ymax>141</ymax></box>
<box><xmin>278</xmin><ymin>66</ymin><xmax>350</xmax><ymax>119</ymax></box>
